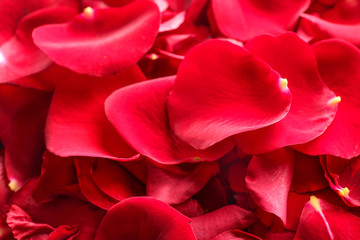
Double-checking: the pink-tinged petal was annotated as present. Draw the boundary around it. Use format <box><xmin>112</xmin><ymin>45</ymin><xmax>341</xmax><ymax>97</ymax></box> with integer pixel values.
<box><xmin>9</xmin><ymin>179</ymin><xmax>106</xmax><ymax>240</ymax></box>
<box><xmin>95</xmin><ymin>197</ymin><xmax>196</xmax><ymax>240</ymax></box>
<box><xmin>105</xmin><ymin>76</ymin><xmax>234</xmax><ymax>164</ymax></box>
<box><xmin>290</xmin><ymin>151</ymin><xmax>328</xmax><ymax>193</ymax></box>
<box><xmin>191</xmin><ymin>205</ymin><xmax>256</xmax><ymax>240</ymax></box>
<box><xmin>294</xmin><ymin>40</ymin><xmax>360</xmax><ymax>158</ymax></box>
<box><xmin>211</xmin><ymin>0</ymin><xmax>310</xmax><ymax>41</ymax></box>
<box><xmin>0</xmin><ymin>7</ymin><xmax>77</xmax><ymax>82</ymax></box>
<box><xmin>322</xmin><ymin>155</ymin><xmax>360</xmax><ymax>207</ymax></box>
<box><xmin>33</xmin><ymin>1</ymin><xmax>161</xmax><ymax>76</ymax></box>
<box><xmin>294</xmin><ymin>196</ymin><xmax>360</xmax><ymax>240</ymax></box>
<box><xmin>32</xmin><ymin>151</ymin><xmax>79</xmax><ymax>203</ymax></box>
<box><xmin>0</xmin><ymin>85</ymin><xmax>51</xmax><ymax>184</ymax></box>
<box><xmin>212</xmin><ymin>230</ymin><xmax>261</xmax><ymax>240</ymax></box>
<box><xmin>168</xmin><ymin>39</ymin><xmax>292</xmax><ymax>149</ymax></box>
<box><xmin>235</xmin><ymin>33</ymin><xmax>337</xmax><ymax>154</ymax></box>
<box><xmin>167</xmin><ymin>0</ymin><xmax>192</xmax><ymax>12</ymax></box>
<box><xmin>147</xmin><ymin>160</ymin><xmax>219</xmax><ymax>204</ymax></box>
<box><xmin>46</xmin><ymin>66</ymin><xmax>144</xmax><ymax>159</ymax></box>
<box><xmin>299</xmin><ymin>13</ymin><xmax>360</xmax><ymax>46</ymax></box>
<box><xmin>245</xmin><ymin>148</ymin><xmax>295</xmax><ymax>227</ymax></box>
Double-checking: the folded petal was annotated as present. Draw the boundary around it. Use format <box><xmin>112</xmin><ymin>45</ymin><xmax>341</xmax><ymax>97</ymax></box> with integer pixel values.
<box><xmin>294</xmin><ymin>196</ymin><xmax>360</xmax><ymax>240</ymax></box>
<box><xmin>95</xmin><ymin>197</ymin><xmax>196</xmax><ymax>240</ymax></box>
<box><xmin>294</xmin><ymin>39</ymin><xmax>360</xmax><ymax>158</ymax></box>
<box><xmin>245</xmin><ymin>148</ymin><xmax>295</xmax><ymax>227</ymax></box>
<box><xmin>168</xmin><ymin>39</ymin><xmax>292</xmax><ymax>149</ymax></box>
<box><xmin>235</xmin><ymin>33</ymin><xmax>337</xmax><ymax>154</ymax></box>
<box><xmin>211</xmin><ymin>0</ymin><xmax>310</xmax><ymax>41</ymax></box>
<box><xmin>191</xmin><ymin>205</ymin><xmax>256</xmax><ymax>240</ymax></box>
<box><xmin>45</xmin><ymin>66</ymin><xmax>144</xmax><ymax>159</ymax></box>
<box><xmin>105</xmin><ymin>76</ymin><xmax>233</xmax><ymax>164</ymax></box>
<box><xmin>33</xmin><ymin>1</ymin><xmax>161</xmax><ymax>76</ymax></box>
<box><xmin>211</xmin><ymin>230</ymin><xmax>261</xmax><ymax>240</ymax></box>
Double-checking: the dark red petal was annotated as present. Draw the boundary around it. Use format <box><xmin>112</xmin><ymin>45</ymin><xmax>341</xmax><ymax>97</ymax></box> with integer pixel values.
<box><xmin>0</xmin><ymin>85</ymin><xmax>51</xmax><ymax>184</ymax></box>
<box><xmin>211</xmin><ymin>230</ymin><xmax>261</xmax><ymax>240</ymax></box>
<box><xmin>0</xmin><ymin>151</ymin><xmax>11</xmax><ymax>215</ymax></box>
<box><xmin>290</xmin><ymin>151</ymin><xmax>328</xmax><ymax>193</ymax></box>
<box><xmin>45</xmin><ymin>67</ymin><xmax>143</xmax><ymax>159</ymax></box>
<box><xmin>235</xmin><ymin>33</ymin><xmax>337</xmax><ymax>154</ymax></box>
<box><xmin>10</xmin><ymin>179</ymin><xmax>106</xmax><ymax>240</ymax></box>
<box><xmin>323</xmin><ymin>155</ymin><xmax>360</xmax><ymax>207</ymax></box>
<box><xmin>74</xmin><ymin>158</ymin><xmax>119</xmax><ymax>210</ymax></box>
<box><xmin>105</xmin><ymin>76</ymin><xmax>233</xmax><ymax>164</ymax></box>
<box><xmin>168</xmin><ymin>39</ymin><xmax>292</xmax><ymax>149</ymax></box>
<box><xmin>294</xmin><ymin>40</ymin><xmax>360</xmax><ymax>158</ymax></box>
<box><xmin>33</xmin><ymin>1</ymin><xmax>161</xmax><ymax>76</ymax></box>
<box><xmin>191</xmin><ymin>205</ymin><xmax>256</xmax><ymax>240</ymax></box>
<box><xmin>211</xmin><ymin>0</ymin><xmax>310</xmax><ymax>41</ymax></box>
<box><xmin>95</xmin><ymin>197</ymin><xmax>196</xmax><ymax>240</ymax></box>
<box><xmin>294</xmin><ymin>196</ymin><xmax>360</xmax><ymax>240</ymax></box>
<box><xmin>299</xmin><ymin>13</ymin><xmax>360</xmax><ymax>46</ymax></box>
<box><xmin>146</xmin><ymin>160</ymin><xmax>219</xmax><ymax>204</ymax></box>
<box><xmin>245</xmin><ymin>148</ymin><xmax>295</xmax><ymax>227</ymax></box>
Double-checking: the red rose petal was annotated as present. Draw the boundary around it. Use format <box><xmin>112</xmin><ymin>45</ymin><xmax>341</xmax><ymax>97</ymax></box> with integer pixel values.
<box><xmin>33</xmin><ymin>1</ymin><xmax>161</xmax><ymax>76</ymax></box>
<box><xmin>245</xmin><ymin>148</ymin><xmax>295</xmax><ymax>227</ymax></box>
<box><xmin>45</xmin><ymin>66</ymin><xmax>144</xmax><ymax>159</ymax></box>
<box><xmin>299</xmin><ymin>13</ymin><xmax>360</xmax><ymax>46</ymax></box>
<box><xmin>235</xmin><ymin>33</ymin><xmax>337</xmax><ymax>154</ymax></box>
<box><xmin>294</xmin><ymin>196</ymin><xmax>360</xmax><ymax>240</ymax></box>
<box><xmin>211</xmin><ymin>0</ymin><xmax>310</xmax><ymax>41</ymax></box>
<box><xmin>105</xmin><ymin>76</ymin><xmax>234</xmax><ymax>164</ymax></box>
<box><xmin>212</xmin><ymin>230</ymin><xmax>261</xmax><ymax>240</ymax></box>
<box><xmin>191</xmin><ymin>205</ymin><xmax>256</xmax><ymax>240</ymax></box>
<box><xmin>0</xmin><ymin>85</ymin><xmax>51</xmax><ymax>184</ymax></box>
<box><xmin>146</xmin><ymin>160</ymin><xmax>219</xmax><ymax>204</ymax></box>
<box><xmin>294</xmin><ymin>39</ymin><xmax>360</xmax><ymax>158</ymax></box>
<box><xmin>95</xmin><ymin>197</ymin><xmax>196</xmax><ymax>240</ymax></box>
<box><xmin>168</xmin><ymin>39</ymin><xmax>292</xmax><ymax>150</ymax></box>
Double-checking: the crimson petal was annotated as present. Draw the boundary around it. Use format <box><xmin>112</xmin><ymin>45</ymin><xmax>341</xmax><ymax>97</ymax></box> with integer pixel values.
<box><xmin>294</xmin><ymin>39</ymin><xmax>360</xmax><ymax>158</ymax></box>
<box><xmin>33</xmin><ymin>1</ymin><xmax>161</xmax><ymax>76</ymax></box>
<box><xmin>211</xmin><ymin>0</ymin><xmax>310</xmax><ymax>41</ymax></box>
<box><xmin>168</xmin><ymin>39</ymin><xmax>292</xmax><ymax>149</ymax></box>
<box><xmin>45</xmin><ymin>67</ymin><xmax>143</xmax><ymax>159</ymax></box>
<box><xmin>105</xmin><ymin>76</ymin><xmax>233</xmax><ymax>164</ymax></box>
<box><xmin>245</xmin><ymin>148</ymin><xmax>295</xmax><ymax>227</ymax></box>
<box><xmin>95</xmin><ymin>197</ymin><xmax>196</xmax><ymax>240</ymax></box>
<box><xmin>235</xmin><ymin>33</ymin><xmax>337</xmax><ymax>154</ymax></box>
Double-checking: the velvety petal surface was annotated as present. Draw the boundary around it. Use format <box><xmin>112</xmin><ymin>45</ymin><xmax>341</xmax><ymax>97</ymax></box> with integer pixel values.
<box><xmin>245</xmin><ymin>148</ymin><xmax>295</xmax><ymax>227</ymax></box>
<box><xmin>95</xmin><ymin>197</ymin><xmax>196</xmax><ymax>240</ymax></box>
<box><xmin>294</xmin><ymin>39</ymin><xmax>360</xmax><ymax>158</ymax></box>
<box><xmin>168</xmin><ymin>39</ymin><xmax>292</xmax><ymax>149</ymax></box>
<box><xmin>190</xmin><ymin>205</ymin><xmax>256</xmax><ymax>240</ymax></box>
<box><xmin>211</xmin><ymin>0</ymin><xmax>310</xmax><ymax>41</ymax></box>
<box><xmin>235</xmin><ymin>33</ymin><xmax>337</xmax><ymax>154</ymax></box>
<box><xmin>212</xmin><ymin>230</ymin><xmax>261</xmax><ymax>240</ymax></box>
<box><xmin>105</xmin><ymin>76</ymin><xmax>234</xmax><ymax>164</ymax></box>
<box><xmin>146</xmin><ymin>161</ymin><xmax>219</xmax><ymax>204</ymax></box>
<box><xmin>33</xmin><ymin>1</ymin><xmax>161</xmax><ymax>76</ymax></box>
<box><xmin>45</xmin><ymin>66</ymin><xmax>144</xmax><ymax>159</ymax></box>
<box><xmin>0</xmin><ymin>84</ymin><xmax>51</xmax><ymax>184</ymax></box>
<box><xmin>294</xmin><ymin>196</ymin><xmax>360</xmax><ymax>240</ymax></box>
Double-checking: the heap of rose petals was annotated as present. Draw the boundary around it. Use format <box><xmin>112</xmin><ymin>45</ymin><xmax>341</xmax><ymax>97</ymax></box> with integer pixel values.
<box><xmin>1</xmin><ymin>0</ymin><xmax>360</xmax><ymax>239</ymax></box>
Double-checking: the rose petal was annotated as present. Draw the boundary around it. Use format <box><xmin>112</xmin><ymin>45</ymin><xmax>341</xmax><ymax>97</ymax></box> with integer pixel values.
<box><xmin>235</xmin><ymin>33</ymin><xmax>337</xmax><ymax>154</ymax></box>
<box><xmin>95</xmin><ymin>197</ymin><xmax>196</xmax><ymax>240</ymax></box>
<box><xmin>33</xmin><ymin>1</ymin><xmax>161</xmax><ymax>76</ymax></box>
<box><xmin>45</xmin><ymin>66</ymin><xmax>144</xmax><ymax>159</ymax></box>
<box><xmin>146</xmin><ymin>160</ymin><xmax>219</xmax><ymax>204</ymax></box>
<box><xmin>294</xmin><ymin>39</ymin><xmax>360</xmax><ymax>158</ymax></box>
<box><xmin>245</xmin><ymin>148</ymin><xmax>295</xmax><ymax>227</ymax></box>
<box><xmin>191</xmin><ymin>205</ymin><xmax>256</xmax><ymax>240</ymax></box>
<box><xmin>212</xmin><ymin>230</ymin><xmax>261</xmax><ymax>240</ymax></box>
<box><xmin>168</xmin><ymin>39</ymin><xmax>292</xmax><ymax>149</ymax></box>
<box><xmin>105</xmin><ymin>76</ymin><xmax>233</xmax><ymax>164</ymax></box>
<box><xmin>294</xmin><ymin>196</ymin><xmax>360</xmax><ymax>240</ymax></box>
<box><xmin>211</xmin><ymin>0</ymin><xmax>310</xmax><ymax>41</ymax></box>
